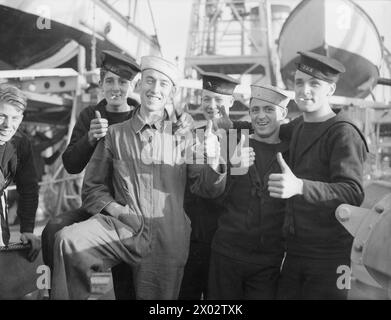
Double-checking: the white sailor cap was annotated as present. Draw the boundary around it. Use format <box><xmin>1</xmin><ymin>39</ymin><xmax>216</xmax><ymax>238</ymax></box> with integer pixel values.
<box><xmin>250</xmin><ymin>84</ymin><xmax>290</xmax><ymax>108</ymax></box>
<box><xmin>140</xmin><ymin>56</ymin><xmax>179</xmax><ymax>86</ymax></box>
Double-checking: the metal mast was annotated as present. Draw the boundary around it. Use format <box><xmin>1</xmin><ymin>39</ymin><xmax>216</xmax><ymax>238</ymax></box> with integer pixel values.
<box><xmin>185</xmin><ymin>0</ymin><xmax>279</xmax><ymax>84</ymax></box>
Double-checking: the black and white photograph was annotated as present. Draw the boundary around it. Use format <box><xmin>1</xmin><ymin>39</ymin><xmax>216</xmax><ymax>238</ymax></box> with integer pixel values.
<box><xmin>0</xmin><ymin>0</ymin><xmax>390</xmax><ymax>305</ymax></box>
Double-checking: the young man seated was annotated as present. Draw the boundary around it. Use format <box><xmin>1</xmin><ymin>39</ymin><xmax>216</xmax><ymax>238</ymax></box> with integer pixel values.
<box><xmin>0</xmin><ymin>84</ymin><xmax>41</xmax><ymax>299</ymax></box>
<box><xmin>50</xmin><ymin>56</ymin><xmax>227</xmax><ymax>300</ymax></box>
<box><xmin>0</xmin><ymin>84</ymin><xmax>40</xmax><ymax>258</ymax></box>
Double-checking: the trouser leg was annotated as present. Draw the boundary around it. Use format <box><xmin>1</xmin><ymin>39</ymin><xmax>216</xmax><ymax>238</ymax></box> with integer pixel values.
<box><xmin>51</xmin><ymin>214</ymin><xmax>138</xmax><ymax>300</ymax></box>
<box><xmin>277</xmin><ymin>254</ymin><xmax>303</xmax><ymax>300</ymax></box>
<box><xmin>277</xmin><ymin>254</ymin><xmax>350</xmax><ymax>300</ymax></box>
<box><xmin>207</xmin><ymin>251</ymin><xmax>243</xmax><ymax>300</ymax></box>
<box><xmin>243</xmin><ymin>257</ymin><xmax>281</xmax><ymax>300</ymax></box>
<box><xmin>133</xmin><ymin>262</ymin><xmax>185</xmax><ymax>300</ymax></box>
<box><xmin>41</xmin><ymin>207</ymin><xmax>91</xmax><ymax>270</ymax></box>
<box><xmin>42</xmin><ymin>208</ymin><xmax>135</xmax><ymax>299</ymax></box>
<box><xmin>301</xmin><ymin>256</ymin><xmax>350</xmax><ymax>300</ymax></box>
<box><xmin>112</xmin><ymin>263</ymin><xmax>136</xmax><ymax>300</ymax></box>
<box><xmin>178</xmin><ymin>241</ymin><xmax>210</xmax><ymax>300</ymax></box>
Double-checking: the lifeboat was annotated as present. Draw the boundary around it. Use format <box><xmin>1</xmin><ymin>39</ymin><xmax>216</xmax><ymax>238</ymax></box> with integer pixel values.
<box><xmin>278</xmin><ymin>0</ymin><xmax>383</xmax><ymax>98</ymax></box>
<box><xmin>0</xmin><ymin>0</ymin><xmax>160</xmax><ymax>70</ymax></box>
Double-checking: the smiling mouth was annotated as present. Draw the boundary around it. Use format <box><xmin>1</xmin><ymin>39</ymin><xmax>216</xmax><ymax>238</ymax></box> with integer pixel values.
<box><xmin>147</xmin><ymin>95</ymin><xmax>161</xmax><ymax>102</ymax></box>
<box><xmin>205</xmin><ymin>109</ymin><xmax>219</xmax><ymax>117</ymax></box>
<box><xmin>299</xmin><ymin>98</ymin><xmax>313</xmax><ymax>102</ymax></box>
<box><xmin>256</xmin><ymin>122</ymin><xmax>269</xmax><ymax>127</ymax></box>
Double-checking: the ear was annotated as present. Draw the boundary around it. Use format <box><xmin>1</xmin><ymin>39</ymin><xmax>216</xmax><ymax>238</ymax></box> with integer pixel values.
<box><xmin>248</xmin><ymin>98</ymin><xmax>253</xmax><ymax>115</ymax></box>
<box><xmin>17</xmin><ymin>114</ymin><xmax>24</xmax><ymax>125</ymax></box>
<box><xmin>277</xmin><ymin>106</ymin><xmax>288</xmax><ymax>122</ymax></box>
<box><xmin>170</xmin><ymin>85</ymin><xmax>178</xmax><ymax>98</ymax></box>
<box><xmin>228</xmin><ymin>96</ymin><xmax>235</xmax><ymax>108</ymax></box>
<box><xmin>133</xmin><ymin>79</ymin><xmax>141</xmax><ymax>93</ymax></box>
<box><xmin>131</xmin><ymin>74</ymin><xmax>141</xmax><ymax>88</ymax></box>
<box><xmin>328</xmin><ymin>83</ymin><xmax>336</xmax><ymax>96</ymax></box>
<box><xmin>281</xmin><ymin>107</ymin><xmax>288</xmax><ymax>120</ymax></box>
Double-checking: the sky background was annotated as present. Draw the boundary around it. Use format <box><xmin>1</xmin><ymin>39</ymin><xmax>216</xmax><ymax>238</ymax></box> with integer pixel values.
<box><xmin>132</xmin><ymin>0</ymin><xmax>193</xmax><ymax>64</ymax></box>
<box><xmin>149</xmin><ymin>0</ymin><xmax>193</xmax><ymax>61</ymax></box>
<box><xmin>104</xmin><ymin>0</ymin><xmax>391</xmax><ymax>85</ymax></box>
<box><xmin>131</xmin><ymin>0</ymin><xmax>391</xmax><ymax>72</ymax></box>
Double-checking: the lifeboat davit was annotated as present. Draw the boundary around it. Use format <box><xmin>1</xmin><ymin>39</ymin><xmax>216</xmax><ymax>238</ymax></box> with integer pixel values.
<box><xmin>278</xmin><ymin>0</ymin><xmax>383</xmax><ymax>98</ymax></box>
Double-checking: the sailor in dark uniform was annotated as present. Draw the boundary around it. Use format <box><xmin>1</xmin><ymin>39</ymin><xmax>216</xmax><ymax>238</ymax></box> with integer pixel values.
<box><xmin>179</xmin><ymin>72</ymin><xmax>239</xmax><ymax>300</ymax></box>
<box><xmin>0</xmin><ymin>84</ymin><xmax>40</xmax><ymax>261</ymax></box>
<box><xmin>268</xmin><ymin>51</ymin><xmax>368</xmax><ymax>300</ymax></box>
<box><xmin>41</xmin><ymin>51</ymin><xmax>141</xmax><ymax>299</ymax></box>
<box><xmin>208</xmin><ymin>85</ymin><xmax>290</xmax><ymax>299</ymax></box>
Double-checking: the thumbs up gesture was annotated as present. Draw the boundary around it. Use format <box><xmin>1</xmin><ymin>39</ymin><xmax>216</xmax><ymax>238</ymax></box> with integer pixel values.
<box><xmin>88</xmin><ymin>110</ymin><xmax>109</xmax><ymax>145</ymax></box>
<box><xmin>268</xmin><ymin>152</ymin><xmax>303</xmax><ymax>198</ymax></box>
<box><xmin>230</xmin><ymin>133</ymin><xmax>255</xmax><ymax>175</ymax></box>
<box><xmin>204</xmin><ymin>120</ymin><xmax>221</xmax><ymax>170</ymax></box>
<box><xmin>212</xmin><ymin>105</ymin><xmax>233</xmax><ymax>130</ymax></box>
<box><xmin>173</xmin><ymin>109</ymin><xmax>194</xmax><ymax>135</ymax></box>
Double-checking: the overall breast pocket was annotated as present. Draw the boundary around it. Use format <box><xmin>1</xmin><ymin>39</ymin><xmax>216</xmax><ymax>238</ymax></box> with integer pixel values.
<box><xmin>112</xmin><ymin>159</ymin><xmax>144</xmax><ymax>234</ymax></box>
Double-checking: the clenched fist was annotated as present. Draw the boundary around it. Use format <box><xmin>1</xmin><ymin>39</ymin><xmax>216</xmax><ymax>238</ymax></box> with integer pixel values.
<box><xmin>20</xmin><ymin>233</ymin><xmax>41</xmax><ymax>262</ymax></box>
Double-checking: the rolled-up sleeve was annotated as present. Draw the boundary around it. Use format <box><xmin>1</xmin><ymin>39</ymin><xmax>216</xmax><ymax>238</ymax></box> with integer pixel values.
<box><xmin>15</xmin><ymin>136</ymin><xmax>39</xmax><ymax>233</ymax></box>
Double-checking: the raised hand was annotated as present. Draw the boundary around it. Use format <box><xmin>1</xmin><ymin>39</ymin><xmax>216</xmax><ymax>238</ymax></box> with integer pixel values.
<box><xmin>88</xmin><ymin>110</ymin><xmax>109</xmax><ymax>145</ymax></box>
<box><xmin>173</xmin><ymin>109</ymin><xmax>194</xmax><ymax>135</ymax></box>
<box><xmin>230</xmin><ymin>133</ymin><xmax>255</xmax><ymax>175</ymax></box>
<box><xmin>268</xmin><ymin>152</ymin><xmax>303</xmax><ymax>198</ymax></box>
<box><xmin>20</xmin><ymin>232</ymin><xmax>41</xmax><ymax>262</ymax></box>
<box><xmin>213</xmin><ymin>105</ymin><xmax>233</xmax><ymax>130</ymax></box>
<box><xmin>204</xmin><ymin>120</ymin><xmax>221</xmax><ymax>170</ymax></box>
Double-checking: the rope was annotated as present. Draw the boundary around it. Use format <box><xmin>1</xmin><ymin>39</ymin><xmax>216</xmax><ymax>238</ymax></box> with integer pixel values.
<box><xmin>147</xmin><ymin>0</ymin><xmax>163</xmax><ymax>56</ymax></box>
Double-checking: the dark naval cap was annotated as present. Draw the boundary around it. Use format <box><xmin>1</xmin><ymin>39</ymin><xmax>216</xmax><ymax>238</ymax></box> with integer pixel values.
<box><xmin>202</xmin><ymin>72</ymin><xmax>239</xmax><ymax>95</ymax></box>
<box><xmin>296</xmin><ymin>51</ymin><xmax>346</xmax><ymax>83</ymax></box>
<box><xmin>101</xmin><ymin>50</ymin><xmax>141</xmax><ymax>81</ymax></box>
